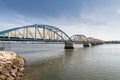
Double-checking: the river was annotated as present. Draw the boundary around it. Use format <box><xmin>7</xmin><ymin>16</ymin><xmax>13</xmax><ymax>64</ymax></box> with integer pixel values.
<box><xmin>1</xmin><ymin>43</ymin><xmax>120</xmax><ymax>80</ymax></box>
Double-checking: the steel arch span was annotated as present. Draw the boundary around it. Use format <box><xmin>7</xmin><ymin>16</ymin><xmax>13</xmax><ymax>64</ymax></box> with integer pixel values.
<box><xmin>0</xmin><ymin>24</ymin><xmax>72</xmax><ymax>42</ymax></box>
<box><xmin>71</xmin><ymin>34</ymin><xmax>89</xmax><ymax>43</ymax></box>
<box><xmin>87</xmin><ymin>37</ymin><xmax>104</xmax><ymax>45</ymax></box>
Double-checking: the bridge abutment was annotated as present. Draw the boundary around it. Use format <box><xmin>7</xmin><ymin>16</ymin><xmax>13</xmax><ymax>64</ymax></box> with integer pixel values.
<box><xmin>64</xmin><ymin>42</ymin><xmax>74</xmax><ymax>49</ymax></box>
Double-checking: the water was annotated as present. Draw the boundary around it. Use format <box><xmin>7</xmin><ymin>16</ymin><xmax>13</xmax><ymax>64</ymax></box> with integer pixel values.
<box><xmin>1</xmin><ymin>43</ymin><xmax>120</xmax><ymax>80</ymax></box>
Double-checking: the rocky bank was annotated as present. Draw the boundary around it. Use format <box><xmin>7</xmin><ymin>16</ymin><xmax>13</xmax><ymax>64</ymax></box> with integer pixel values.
<box><xmin>0</xmin><ymin>51</ymin><xmax>26</xmax><ymax>80</ymax></box>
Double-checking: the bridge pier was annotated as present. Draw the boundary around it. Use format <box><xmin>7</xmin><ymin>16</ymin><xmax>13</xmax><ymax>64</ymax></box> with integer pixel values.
<box><xmin>91</xmin><ymin>43</ymin><xmax>96</xmax><ymax>46</ymax></box>
<box><xmin>64</xmin><ymin>42</ymin><xmax>74</xmax><ymax>49</ymax></box>
<box><xmin>96</xmin><ymin>43</ymin><xmax>100</xmax><ymax>45</ymax></box>
<box><xmin>83</xmin><ymin>42</ymin><xmax>90</xmax><ymax>47</ymax></box>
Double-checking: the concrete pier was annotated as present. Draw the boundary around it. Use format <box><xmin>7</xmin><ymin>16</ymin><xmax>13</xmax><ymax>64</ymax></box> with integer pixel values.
<box><xmin>91</xmin><ymin>43</ymin><xmax>96</xmax><ymax>46</ymax></box>
<box><xmin>64</xmin><ymin>42</ymin><xmax>74</xmax><ymax>49</ymax></box>
<box><xmin>83</xmin><ymin>44</ymin><xmax>90</xmax><ymax>47</ymax></box>
<box><xmin>83</xmin><ymin>42</ymin><xmax>90</xmax><ymax>47</ymax></box>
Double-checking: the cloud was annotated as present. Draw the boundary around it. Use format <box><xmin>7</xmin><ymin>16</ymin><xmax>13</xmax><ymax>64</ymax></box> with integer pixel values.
<box><xmin>116</xmin><ymin>10</ymin><xmax>120</xmax><ymax>14</ymax></box>
<box><xmin>1</xmin><ymin>6</ymin><xmax>120</xmax><ymax>41</ymax></box>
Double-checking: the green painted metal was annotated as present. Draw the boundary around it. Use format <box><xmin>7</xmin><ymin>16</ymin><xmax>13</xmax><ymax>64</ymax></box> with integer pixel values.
<box><xmin>0</xmin><ymin>24</ymin><xmax>71</xmax><ymax>42</ymax></box>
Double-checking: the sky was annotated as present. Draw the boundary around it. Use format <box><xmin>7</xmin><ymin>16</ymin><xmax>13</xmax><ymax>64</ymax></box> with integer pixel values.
<box><xmin>0</xmin><ymin>0</ymin><xmax>120</xmax><ymax>40</ymax></box>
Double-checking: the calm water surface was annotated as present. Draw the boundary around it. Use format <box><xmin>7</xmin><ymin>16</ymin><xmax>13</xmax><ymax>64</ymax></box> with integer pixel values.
<box><xmin>2</xmin><ymin>44</ymin><xmax>120</xmax><ymax>80</ymax></box>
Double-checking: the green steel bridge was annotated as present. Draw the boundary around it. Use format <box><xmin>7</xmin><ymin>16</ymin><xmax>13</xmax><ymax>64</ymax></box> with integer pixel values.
<box><xmin>0</xmin><ymin>24</ymin><xmax>72</xmax><ymax>42</ymax></box>
<box><xmin>0</xmin><ymin>24</ymin><xmax>104</xmax><ymax>49</ymax></box>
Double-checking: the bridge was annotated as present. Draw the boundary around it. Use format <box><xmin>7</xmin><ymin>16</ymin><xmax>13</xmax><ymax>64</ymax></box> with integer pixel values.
<box><xmin>87</xmin><ymin>37</ymin><xmax>104</xmax><ymax>46</ymax></box>
<box><xmin>71</xmin><ymin>34</ymin><xmax>104</xmax><ymax>47</ymax></box>
<box><xmin>71</xmin><ymin>34</ymin><xmax>90</xmax><ymax>47</ymax></box>
<box><xmin>0</xmin><ymin>24</ymin><xmax>104</xmax><ymax>49</ymax></box>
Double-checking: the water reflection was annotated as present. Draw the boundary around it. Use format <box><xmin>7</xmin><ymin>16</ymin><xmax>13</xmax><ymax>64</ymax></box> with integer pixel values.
<box><xmin>2</xmin><ymin>44</ymin><xmax>120</xmax><ymax>80</ymax></box>
<box><xmin>64</xmin><ymin>49</ymin><xmax>74</xmax><ymax>64</ymax></box>
<box><xmin>24</xmin><ymin>49</ymin><xmax>75</xmax><ymax>80</ymax></box>
<box><xmin>24</xmin><ymin>56</ymin><xmax>65</xmax><ymax>80</ymax></box>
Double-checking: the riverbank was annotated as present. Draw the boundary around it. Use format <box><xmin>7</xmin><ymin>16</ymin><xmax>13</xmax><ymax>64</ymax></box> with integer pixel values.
<box><xmin>0</xmin><ymin>51</ymin><xmax>26</xmax><ymax>80</ymax></box>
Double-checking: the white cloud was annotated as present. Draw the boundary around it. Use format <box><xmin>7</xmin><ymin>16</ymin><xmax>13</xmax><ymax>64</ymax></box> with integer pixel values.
<box><xmin>1</xmin><ymin>6</ymin><xmax>120</xmax><ymax>41</ymax></box>
<box><xmin>116</xmin><ymin>10</ymin><xmax>120</xmax><ymax>14</ymax></box>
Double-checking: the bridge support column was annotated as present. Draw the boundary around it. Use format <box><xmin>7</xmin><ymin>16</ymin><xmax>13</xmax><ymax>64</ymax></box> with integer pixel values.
<box><xmin>91</xmin><ymin>43</ymin><xmax>96</xmax><ymax>46</ymax></box>
<box><xmin>96</xmin><ymin>43</ymin><xmax>100</xmax><ymax>45</ymax></box>
<box><xmin>64</xmin><ymin>42</ymin><xmax>74</xmax><ymax>49</ymax></box>
<box><xmin>83</xmin><ymin>43</ymin><xmax>90</xmax><ymax>47</ymax></box>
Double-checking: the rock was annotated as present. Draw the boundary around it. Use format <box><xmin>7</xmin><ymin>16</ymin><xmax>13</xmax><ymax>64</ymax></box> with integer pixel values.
<box><xmin>0</xmin><ymin>51</ymin><xmax>26</xmax><ymax>80</ymax></box>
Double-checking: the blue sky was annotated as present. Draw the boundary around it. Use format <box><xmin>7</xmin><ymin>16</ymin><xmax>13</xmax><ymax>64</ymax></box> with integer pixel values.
<box><xmin>0</xmin><ymin>0</ymin><xmax>120</xmax><ymax>40</ymax></box>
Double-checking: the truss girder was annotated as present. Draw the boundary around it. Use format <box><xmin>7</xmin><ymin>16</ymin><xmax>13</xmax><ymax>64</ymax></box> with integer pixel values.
<box><xmin>0</xmin><ymin>24</ymin><xmax>72</xmax><ymax>41</ymax></box>
<box><xmin>71</xmin><ymin>34</ymin><xmax>89</xmax><ymax>43</ymax></box>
